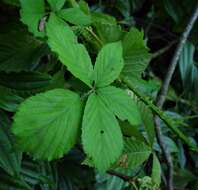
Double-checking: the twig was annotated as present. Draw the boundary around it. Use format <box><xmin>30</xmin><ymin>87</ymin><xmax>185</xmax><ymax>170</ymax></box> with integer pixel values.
<box><xmin>85</xmin><ymin>27</ymin><xmax>104</xmax><ymax>46</ymax></box>
<box><xmin>107</xmin><ymin>170</ymin><xmax>136</xmax><ymax>183</ymax></box>
<box><xmin>154</xmin><ymin>3</ymin><xmax>198</xmax><ymax>190</ymax></box>
<box><xmin>151</xmin><ymin>41</ymin><xmax>177</xmax><ymax>59</ymax></box>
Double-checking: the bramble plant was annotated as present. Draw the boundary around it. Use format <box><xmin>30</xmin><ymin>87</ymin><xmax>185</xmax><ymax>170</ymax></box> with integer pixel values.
<box><xmin>12</xmin><ymin>0</ymin><xmax>148</xmax><ymax>172</ymax></box>
<box><xmin>1</xmin><ymin>0</ymin><xmax>198</xmax><ymax>189</ymax></box>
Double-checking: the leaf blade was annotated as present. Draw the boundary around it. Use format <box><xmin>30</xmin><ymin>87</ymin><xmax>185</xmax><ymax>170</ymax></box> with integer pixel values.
<box><xmin>0</xmin><ymin>111</ymin><xmax>21</xmax><ymax>176</ymax></box>
<box><xmin>47</xmin><ymin>0</ymin><xmax>65</xmax><ymax>11</ymax></box>
<box><xmin>20</xmin><ymin>0</ymin><xmax>45</xmax><ymax>37</ymax></box>
<box><xmin>94</xmin><ymin>42</ymin><xmax>124</xmax><ymax>87</ymax></box>
<box><xmin>47</xmin><ymin>13</ymin><xmax>93</xmax><ymax>87</ymax></box>
<box><xmin>82</xmin><ymin>93</ymin><xmax>123</xmax><ymax>172</ymax></box>
<box><xmin>97</xmin><ymin>86</ymin><xmax>141</xmax><ymax>126</ymax></box>
<box><xmin>152</xmin><ymin>154</ymin><xmax>161</xmax><ymax>186</ymax></box>
<box><xmin>12</xmin><ymin>89</ymin><xmax>82</xmax><ymax>160</ymax></box>
<box><xmin>122</xmin><ymin>28</ymin><xmax>151</xmax><ymax>80</ymax></box>
<box><xmin>121</xmin><ymin>138</ymin><xmax>151</xmax><ymax>168</ymax></box>
<box><xmin>58</xmin><ymin>8</ymin><xmax>91</xmax><ymax>26</ymax></box>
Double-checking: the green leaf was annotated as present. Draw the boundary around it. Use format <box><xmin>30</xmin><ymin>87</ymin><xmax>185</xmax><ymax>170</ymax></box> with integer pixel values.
<box><xmin>138</xmin><ymin>101</ymin><xmax>155</xmax><ymax>145</ymax></box>
<box><xmin>58</xmin><ymin>8</ymin><xmax>91</xmax><ymax>26</ymax></box>
<box><xmin>162</xmin><ymin>0</ymin><xmax>182</xmax><ymax>23</ymax></box>
<box><xmin>122</xmin><ymin>138</ymin><xmax>151</xmax><ymax>168</ymax></box>
<box><xmin>79</xmin><ymin>0</ymin><xmax>90</xmax><ymax>14</ymax></box>
<box><xmin>91</xmin><ymin>12</ymin><xmax>117</xmax><ymax>25</ymax></box>
<box><xmin>0</xmin><ymin>111</ymin><xmax>21</xmax><ymax>176</ymax></box>
<box><xmin>2</xmin><ymin>0</ymin><xmax>20</xmax><ymax>6</ymax></box>
<box><xmin>96</xmin><ymin>168</ymin><xmax>131</xmax><ymax>190</ymax></box>
<box><xmin>0</xmin><ymin>85</ymin><xmax>24</xmax><ymax>112</ymax></box>
<box><xmin>46</xmin><ymin>13</ymin><xmax>77</xmax><ymax>46</ymax></box>
<box><xmin>179</xmin><ymin>42</ymin><xmax>198</xmax><ymax>96</ymax></box>
<box><xmin>115</xmin><ymin>0</ymin><xmax>130</xmax><ymax>17</ymax></box>
<box><xmin>21</xmin><ymin>161</ymin><xmax>54</xmax><ymax>186</ymax></box>
<box><xmin>0</xmin><ymin>31</ymin><xmax>47</xmax><ymax>72</ymax></box>
<box><xmin>47</xmin><ymin>13</ymin><xmax>93</xmax><ymax>87</ymax></box>
<box><xmin>152</xmin><ymin>154</ymin><xmax>161</xmax><ymax>186</ymax></box>
<box><xmin>97</xmin><ymin>86</ymin><xmax>141</xmax><ymax>126</ymax></box>
<box><xmin>119</xmin><ymin>121</ymin><xmax>146</xmax><ymax>142</ymax></box>
<box><xmin>12</xmin><ymin>89</ymin><xmax>82</xmax><ymax>160</ymax></box>
<box><xmin>0</xmin><ymin>169</ymin><xmax>31</xmax><ymax>190</ymax></box>
<box><xmin>94</xmin><ymin>22</ymin><xmax>125</xmax><ymax>44</ymax></box>
<box><xmin>47</xmin><ymin>0</ymin><xmax>65</xmax><ymax>11</ymax></box>
<box><xmin>0</xmin><ymin>72</ymin><xmax>52</xmax><ymax>91</ymax></box>
<box><xmin>93</xmin><ymin>42</ymin><xmax>124</xmax><ymax>87</ymax></box>
<box><xmin>162</xmin><ymin>136</ymin><xmax>178</xmax><ymax>153</ymax></box>
<box><xmin>122</xmin><ymin>28</ymin><xmax>151</xmax><ymax>80</ymax></box>
<box><xmin>122</xmin><ymin>77</ymin><xmax>198</xmax><ymax>152</ymax></box>
<box><xmin>20</xmin><ymin>0</ymin><xmax>45</xmax><ymax>37</ymax></box>
<box><xmin>82</xmin><ymin>93</ymin><xmax>123</xmax><ymax>172</ymax></box>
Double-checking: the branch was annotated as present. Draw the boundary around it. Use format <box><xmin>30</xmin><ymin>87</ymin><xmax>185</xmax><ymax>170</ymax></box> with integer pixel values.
<box><xmin>154</xmin><ymin>3</ymin><xmax>198</xmax><ymax>190</ymax></box>
<box><xmin>151</xmin><ymin>40</ymin><xmax>177</xmax><ymax>59</ymax></box>
<box><xmin>156</xmin><ymin>3</ymin><xmax>198</xmax><ymax>108</ymax></box>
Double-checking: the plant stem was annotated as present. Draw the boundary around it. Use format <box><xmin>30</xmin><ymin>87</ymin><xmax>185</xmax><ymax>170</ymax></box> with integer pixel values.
<box><xmin>154</xmin><ymin>3</ymin><xmax>198</xmax><ymax>190</ymax></box>
<box><xmin>85</xmin><ymin>27</ymin><xmax>104</xmax><ymax>46</ymax></box>
<box><xmin>121</xmin><ymin>77</ymin><xmax>198</xmax><ymax>152</ymax></box>
<box><xmin>107</xmin><ymin>170</ymin><xmax>136</xmax><ymax>183</ymax></box>
<box><xmin>151</xmin><ymin>40</ymin><xmax>177</xmax><ymax>59</ymax></box>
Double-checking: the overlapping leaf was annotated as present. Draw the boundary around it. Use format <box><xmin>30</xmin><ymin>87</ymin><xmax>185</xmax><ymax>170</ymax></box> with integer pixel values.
<box><xmin>47</xmin><ymin>0</ymin><xmax>65</xmax><ymax>11</ymax></box>
<box><xmin>0</xmin><ymin>168</ymin><xmax>31</xmax><ymax>190</ymax></box>
<box><xmin>0</xmin><ymin>85</ymin><xmax>24</xmax><ymax>112</ymax></box>
<box><xmin>12</xmin><ymin>89</ymin><xmax>82</xmax><ymax>160</ymax></box>
<box><xmin>94</xmin><ymin>22</ymin><xmax>125</xmax><ymax>44</ymax></box>
<box><xmin>58</xmin><ymin>7</ymin><xmax>91</xmax><ymax>26</ymax></box>
<box><xmin>97</xmin><ymin>86</ymin><xmax>141</xmax><ymax>126</ymax></box>
<box><xmin>20</xmin><ymin>0</ymin><xmax>45</xmax><ymax>37</ymax></box>
<box><xmin>0</xmin><ymin>111</ymin><xmax>21</xmax><ymax>176</ymax></box>
<box><xmin>0</xmin><ymin>31</ymin><xmax>47</xmax><ymax>72</ymax></box>
<box><xmin>0</xmin><ymin>72</ymin><xmax>52</xmax><ymax>91</ymax></box>
<box><xmin>122</xmin><ymin>28</ymin><xmax>151</xmax><ymax>80</ymax></box>
<box><xmin>121</xmin><ymin>138</ymin><xmax>151</xmax><ymax>168</ymax></box>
